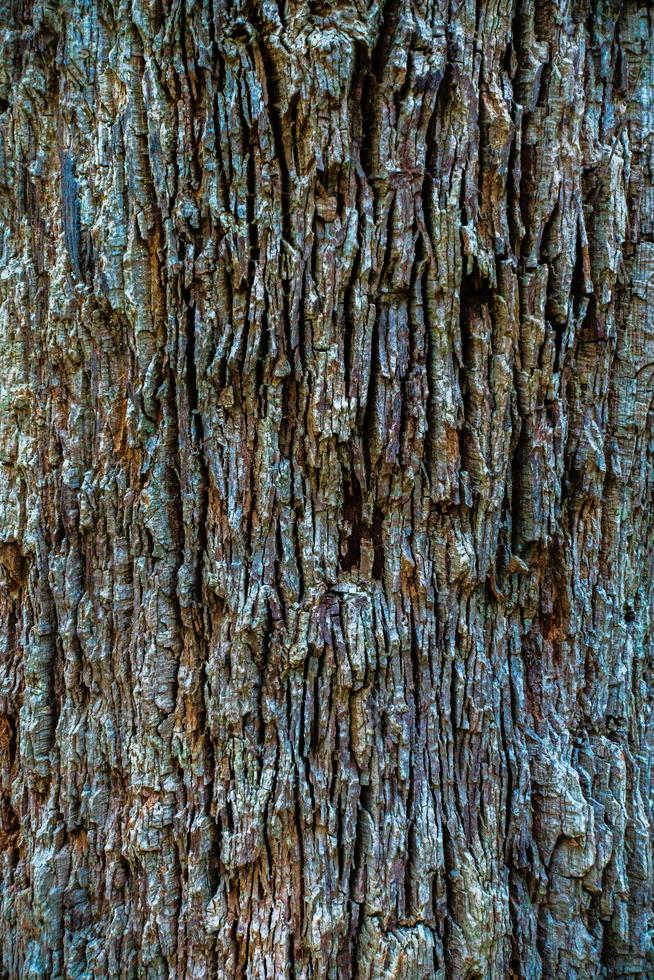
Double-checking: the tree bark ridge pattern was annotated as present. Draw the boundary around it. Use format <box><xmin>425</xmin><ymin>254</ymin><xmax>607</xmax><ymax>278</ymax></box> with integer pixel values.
<box><xmin>0</xmin><ymin>0</ymin><xmax>653</xmax><ymax>976</ymax></box>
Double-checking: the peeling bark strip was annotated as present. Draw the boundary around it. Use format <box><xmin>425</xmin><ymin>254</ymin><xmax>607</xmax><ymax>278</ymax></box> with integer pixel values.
<box><xmin>0</xmin><ymin>0</ymin><xmax>653</xmax><ymax>976</ymax></box>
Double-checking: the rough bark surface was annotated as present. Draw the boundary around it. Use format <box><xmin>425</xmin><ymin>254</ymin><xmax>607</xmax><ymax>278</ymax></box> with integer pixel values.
<box><xmin>0</xmin><ymin>0</ymin><xmax>653</xmax><ymax>976</ymax></box>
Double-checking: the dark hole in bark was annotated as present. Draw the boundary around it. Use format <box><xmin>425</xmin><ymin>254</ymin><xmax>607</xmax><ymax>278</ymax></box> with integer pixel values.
<box><xmin>340</xmin><ymin>470</ymin><xmax>364</xmax><ymax>572</ymax></box>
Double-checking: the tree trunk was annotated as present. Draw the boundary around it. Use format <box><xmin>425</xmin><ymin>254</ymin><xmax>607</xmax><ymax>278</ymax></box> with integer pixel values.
<box><xmin>0</xmin><ymin>0</ymin><xmax>653</xmax><ymax>976</ymax></box>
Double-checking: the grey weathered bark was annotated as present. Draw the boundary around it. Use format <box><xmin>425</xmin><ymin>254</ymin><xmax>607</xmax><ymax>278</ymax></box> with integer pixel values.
<box><xmin>0</xmin><ymin>0</ymin><xmax>653</xmax><ymax>976</ymax></box>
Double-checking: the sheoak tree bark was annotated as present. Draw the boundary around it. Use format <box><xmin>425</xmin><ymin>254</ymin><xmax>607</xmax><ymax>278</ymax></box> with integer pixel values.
<box><xmin>1</xmin><ymin>0</ymin><xmax>653</xmax><ymax>976</ymax></box>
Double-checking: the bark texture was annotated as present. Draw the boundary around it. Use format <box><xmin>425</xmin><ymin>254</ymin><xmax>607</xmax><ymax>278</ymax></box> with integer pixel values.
<box><xmin>1</xmin><ymin>0</ymin><xmax>653</xmax><ymax>976</ymax></box>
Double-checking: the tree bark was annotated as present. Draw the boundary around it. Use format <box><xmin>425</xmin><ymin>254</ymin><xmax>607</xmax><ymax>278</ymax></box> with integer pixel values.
<box><xmin>0</xmin><ymin>0</ymin><xmax>653</xmax><ymax>976</ymax></box>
